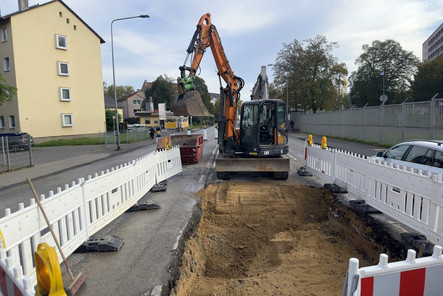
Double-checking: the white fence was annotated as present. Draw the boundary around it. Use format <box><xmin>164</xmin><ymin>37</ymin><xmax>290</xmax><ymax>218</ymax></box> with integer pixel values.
<box><xmin>345</xmin><ymin>245</ymin><xmax>443</xmax><ymax>296</ymax></box>
<box><xmin>0</xmin><ymin>146</ymin><xmax>182</xmax><ymax>295</ymax></box>
<box><xmin>305</xmin><ymin>143</ymin><xmax>443</xmax><ymax>245</ymax></box>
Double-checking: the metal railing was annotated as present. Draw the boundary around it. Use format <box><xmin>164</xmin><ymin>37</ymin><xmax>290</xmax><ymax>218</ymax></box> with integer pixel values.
<box><xmin>0</xmin><ymin>135</ymin><xmax>34</xmax><ymax>173</ymax></box>
<box><xmin>100</xmin><ymin>130</ymin><xmax>152</xmax><ymax>147</ymax></box>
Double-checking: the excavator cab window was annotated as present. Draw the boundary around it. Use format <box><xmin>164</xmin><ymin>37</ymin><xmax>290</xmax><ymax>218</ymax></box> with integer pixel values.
<box><xmin>259</xmin><ymin>103</ymin><xmax>275</xmax><ymax>145</ymax></box>
<box><xmin>277</xmin><ymin>103</ymin><xmax>288</xmax><ymax>144</ymax></box>
<box><xmin>240</xmin><ymin>103</ymin><xmax>259</xmax><ymax>146</ymax></box>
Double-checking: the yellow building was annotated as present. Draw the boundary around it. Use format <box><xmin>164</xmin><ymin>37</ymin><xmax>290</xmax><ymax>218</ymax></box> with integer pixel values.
<box><xmin>0</xmin><ymin>0</ymin><xmax>105</xmax><ymax>141</ymax></box>
<box><xmin>135</xmin><ymin>110</ymin><xmax>189</xmax><ymax>130</ymax></box>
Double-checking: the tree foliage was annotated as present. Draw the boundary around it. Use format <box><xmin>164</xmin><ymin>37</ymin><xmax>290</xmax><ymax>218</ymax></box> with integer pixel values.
<box><xmin>411</xmin><ymin>55</ymin><xmax>443</xmax><ymax>101</ymax></box>
<box><xmin>105</xmin><ymin>109</ymin><xmax>122</xmax><ymax>131</ymax></box>
<box><xmin>0</xmin><ymin>73</ymin><xmax>17</xmax><ymax>105</ymax></box>
<box><xmin>272</xmin><ymin>35</ymin><xmax>347</xmax><ymax>112</ymax></box>
<box><xmin>144</xmin><ymin>75</ymin><xmax>178</xmax><ymax>110</ymax></box>
<box><xmin>104</xmin><ymin>83</ymin><xmax>134</xmax><ymax>99</ymax></box>
<box><xmin>349</xmin><ymin>39</ymin><xmax>420</xmax><ymax>107</ymax></box>
<box><xmin>192</xmin><ymin>76</ymin><xmax>215</xmax><ymax>115</ymax></box>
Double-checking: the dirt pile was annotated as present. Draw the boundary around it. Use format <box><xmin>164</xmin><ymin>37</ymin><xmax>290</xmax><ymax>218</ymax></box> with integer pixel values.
<box><xmin>171</xmin><ymin>181</ymin><xmax>384</xmax><ymax>296</ymax></box>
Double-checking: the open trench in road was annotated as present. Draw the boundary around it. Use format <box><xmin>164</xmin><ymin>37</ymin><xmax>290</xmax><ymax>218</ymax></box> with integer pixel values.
<box><xmin>166</xmin><ymin>180</ymin><xmax>410</xmax><ymax>296</ymax></box>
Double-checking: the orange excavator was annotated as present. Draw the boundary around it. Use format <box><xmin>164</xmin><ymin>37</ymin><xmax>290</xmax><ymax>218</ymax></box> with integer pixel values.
<box><xmin>171</xmin><ymin>13</ymin><xmax>289</xmax><ymax>179</ymax></box>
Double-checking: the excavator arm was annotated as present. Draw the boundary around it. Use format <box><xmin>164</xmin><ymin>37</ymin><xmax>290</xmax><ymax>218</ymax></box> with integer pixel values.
<box><xmin>171</xmin><ymin>13</ymin><xmax>244</xmax><ymax>153</ymax></box>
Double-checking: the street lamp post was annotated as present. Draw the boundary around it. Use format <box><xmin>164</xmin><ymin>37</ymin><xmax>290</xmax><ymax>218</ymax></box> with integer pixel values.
<box><xmin>379</xmin><ymin>71</ymin><xmax>387</xmax><ymax>105</ymax></box>
<box><xmin>111</xmin><ymin>14</ymin><xmax>149</xmax><ymax>150</ymax></box>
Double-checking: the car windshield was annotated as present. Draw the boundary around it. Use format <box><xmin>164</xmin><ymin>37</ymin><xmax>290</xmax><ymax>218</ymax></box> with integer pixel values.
<box><xmin>385</xmin><ymin>144</ymin><xmax>410</xmax><ymax>160</ymax></box>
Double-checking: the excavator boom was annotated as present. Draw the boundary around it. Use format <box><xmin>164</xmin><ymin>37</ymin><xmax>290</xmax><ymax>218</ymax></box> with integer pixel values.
<box><xmin>171</xmin><ymin>13</ymin><xmax>244</xmax><ymax>149</ymax></box>
<box><xmin>171</xmin><ymin>13</ymin><xmax>289</xmax><ymax>179</ymax></box>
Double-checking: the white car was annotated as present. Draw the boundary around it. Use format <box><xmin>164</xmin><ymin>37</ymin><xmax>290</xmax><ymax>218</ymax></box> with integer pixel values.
<box><xmin>371</xmin><ymin>140</ymin><xmax>443</xmax><ymax>175</ymax></box>
<box><xmin>127</xmin><ymin>124</ymin><xmax>146</xmax><ymax>131</ymax></box>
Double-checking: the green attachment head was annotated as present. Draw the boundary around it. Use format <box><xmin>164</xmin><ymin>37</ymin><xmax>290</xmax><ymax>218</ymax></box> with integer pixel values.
<box><xmin>180</xmin><ymin>76</ymin><xmax>195</xmax><ymax>92</ymax></box>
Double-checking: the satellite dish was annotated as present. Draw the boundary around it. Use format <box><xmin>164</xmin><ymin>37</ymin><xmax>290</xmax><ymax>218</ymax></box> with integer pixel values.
<box><xmin>379</xmin><ymin>94</ymin><xmax>388</xmax><ymax>103</ymax></box>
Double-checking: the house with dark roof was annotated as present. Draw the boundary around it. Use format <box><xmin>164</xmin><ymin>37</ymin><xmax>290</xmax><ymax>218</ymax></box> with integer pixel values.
<box><xmin>0</xmin><ymin>0</ymin><xmax>105</xmax><ymax>141</ymax></box>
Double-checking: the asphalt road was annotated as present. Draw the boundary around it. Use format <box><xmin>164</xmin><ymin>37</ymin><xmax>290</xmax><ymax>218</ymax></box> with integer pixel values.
<box><xmin>0</xmin><ymin>127</ymin><xmax>386</xmax><ymax>295</ymax></box>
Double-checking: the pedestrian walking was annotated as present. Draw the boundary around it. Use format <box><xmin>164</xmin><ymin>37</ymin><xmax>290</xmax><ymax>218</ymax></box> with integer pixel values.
<box><xmin>149</xmin><ymin>128</ymin><xmax>155</xmax><ymax>140</ymax></box>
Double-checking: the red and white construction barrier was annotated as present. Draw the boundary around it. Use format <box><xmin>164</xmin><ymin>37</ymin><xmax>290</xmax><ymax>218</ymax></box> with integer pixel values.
<box><xmin>345</xmin><ymin>245</ymin><xmax>443</xmax><ymax>295</ymax></box>
<box><xmin>0</xmin><ymin>249</ymin><xmax>34</xmax><ymax>296</ymax></box>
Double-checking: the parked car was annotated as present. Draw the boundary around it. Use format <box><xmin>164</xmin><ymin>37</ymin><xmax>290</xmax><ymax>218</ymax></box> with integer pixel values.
<box><xmin>0</xmin><ymin>132</ymin><xmax>34</xmax><ymax>152</ymax></box>
<box><xmin>127</xmin><ymin>124</ymin><xmax>146</xmax><ymax>132</ymax></box>
<box><xmin>370</xmin><ymin>140</ymin><xmax>443</xmax><ymax>175</ymax></box>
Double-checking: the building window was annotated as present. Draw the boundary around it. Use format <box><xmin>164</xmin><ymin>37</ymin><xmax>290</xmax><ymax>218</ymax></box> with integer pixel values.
<box><xmin>133</xmin><ymin>100</ymin><xmax>141</xmax><ymax>105</ymax></box>
<box><xmin>1</xmin><ymin>28</ymin><xmax>7</xmax><ymax>42</ymax></box>
<box><xmin>58</xmin><ymin>61</ymin><xmax>69</xmax><ymax>76</ymax></box>
<box><xmin>66</xmin><ymin>18</ymin><xmax>70</xmax><ymax>24</ymax></box>
<box><xmin>55</xmin><ymin>34</ymin><xmax>67</xmax><ymax>50</ymax></box>
<box><xmin>145</xmin><ymin>119</ymin><xmax>151</xmax><ymax>124</ymax></box>
<box><xmin>3</xmin><ymin>57</ymin><xmax>10</xmax><ymax>71</ymax></box>
<box><xmin>0</xmin><ymin>116</ymin><xmax>4</xmax><ymax>129</ymax></box>
<box><xmin>62</xmin><ymin>113</ymin><xmax>73</xmax><ymax>127</ymax></box>
<box><xmin>9</xmin><ymin>115</ymin><xmax>15</xmax><ymax>128</ymax></box>
<box><xmin>59</xmin><ymin>87</ymin><xmax>71</xmax><ymax>101</ymax></box>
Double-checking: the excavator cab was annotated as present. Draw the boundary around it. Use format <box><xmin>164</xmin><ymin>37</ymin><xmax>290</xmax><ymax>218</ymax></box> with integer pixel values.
<box><xmin>239</xmin><ymin>99</ymin><xmax>289</xmax><ymax>157</ymax></box>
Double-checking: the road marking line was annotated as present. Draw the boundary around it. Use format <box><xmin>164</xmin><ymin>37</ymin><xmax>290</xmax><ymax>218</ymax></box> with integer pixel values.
<box><xmin>151</xmin><ymin>285</ymin><xmax>162</xmax><ymax>296</ymax></box>
<box><xmin>288</xmin><ymin>154</ymin><xmax>297</xmax><ymax>161</ymax></box>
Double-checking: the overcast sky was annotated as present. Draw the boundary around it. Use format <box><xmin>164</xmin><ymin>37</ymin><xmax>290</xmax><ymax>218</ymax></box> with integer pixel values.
<box><xmin>1</xmin><ymin>0</ymin><xmax>442</xmax><ymax>97</ymax></box>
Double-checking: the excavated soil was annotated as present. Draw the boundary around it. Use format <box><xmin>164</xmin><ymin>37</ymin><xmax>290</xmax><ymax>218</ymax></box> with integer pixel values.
<box><xmin>170</xmin><ymin>181</ymin><xmax>391</xmax><ymax>296</ymax></box>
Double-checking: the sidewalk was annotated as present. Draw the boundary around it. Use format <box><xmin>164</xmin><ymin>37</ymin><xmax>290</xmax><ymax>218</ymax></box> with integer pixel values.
<box><xmin>0</xmin><ymin>139</ymin><xmax>153</xmax><ymax>189</ymax></box>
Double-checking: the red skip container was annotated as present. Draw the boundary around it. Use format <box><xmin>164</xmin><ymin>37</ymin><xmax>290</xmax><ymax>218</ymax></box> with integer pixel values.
<box><xmin>171</xmin><ymin>134</ymin><xmax>204</xmax><ymax>164</ymax></box>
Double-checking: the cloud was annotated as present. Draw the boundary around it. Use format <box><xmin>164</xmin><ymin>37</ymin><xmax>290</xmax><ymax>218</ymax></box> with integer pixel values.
<box><xmin>2</xmin><ymin>0</ymin><xmax>442</xmax><ymax>94</ymax></box>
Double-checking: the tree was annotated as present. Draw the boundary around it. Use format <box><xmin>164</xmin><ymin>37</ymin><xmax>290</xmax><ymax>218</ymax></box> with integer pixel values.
<box><xmin>105</xmin><ymin>109</ymin><xmax>121</xmax><ymax>131</ymax></box>
<box><xmin>272</xmin><ymin>35</ymin><xmax>347</xmax><ymax>113</ymax></box>
<box><xmin>193</xmin><ymin>76</ymin><xmax>215</xmax><ymax>115</ymax></box>
<box><xmin>104</xmin><ymin>83</ymin><xmax>134</xmax><ymax>99</ymax></box>
<box><xmin>411</xmin><ymin>55</ymin><xmax>443</xmax><ymax>101</ymax></box>
<box><xmin>144</xmin><ymin>75</ymin><xmax>178</xmax><ymax>110</ymax></box>
<box><xmin>212</xmin><ymin>96</ymin><xmax>242</xmax><ymax>123</ymax></box>
<box><xmin>0</xmin><ymin>73</ymin><xmax>17</xmax><ymax>105</ymax></box>
<box><xmin>349</xmin><ymin>39</ymin><xmax>420</xmax><ymax>107</ymax></box>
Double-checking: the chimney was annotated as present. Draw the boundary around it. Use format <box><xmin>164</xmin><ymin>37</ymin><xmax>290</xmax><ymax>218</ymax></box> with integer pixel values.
<box><xmin>18</xmin><ymin>0</ymin><xmax>29</xmax><ymax>11</ymax></box>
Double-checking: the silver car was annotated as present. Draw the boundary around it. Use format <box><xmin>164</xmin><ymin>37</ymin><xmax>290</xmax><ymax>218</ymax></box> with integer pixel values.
<box><xmin>371</xmin><ymin>140</ymin><xmax>443</xmax><ymax>175</ymax></box>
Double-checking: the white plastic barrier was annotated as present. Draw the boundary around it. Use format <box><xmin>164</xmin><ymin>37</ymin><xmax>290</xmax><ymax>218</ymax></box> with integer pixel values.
<box><xmin>345</xmin><ymin>245</ymin><xmax>443</xmax><ymax>296</ymax></box>
<box><xmin>0</xmin><ymin>249</ymin><xmax>34</xmax><ymax>296</ymax></box>
<box><xmin>305</xmin><ymin>143</ymin><xmax>335</xmax><ymax>183</ymax></box>
<box><xmin>156</xmin><ymin>146</ymin><xmax>182</xmax><ymax>183</ymax></box>
<box><xmin>305</xmin><ymin>143</ymin><xmax>443</xmax><ymax>245</ymax></box>
<box><xmin>0</xmin><ymin>146</ymin><xmax>182</xmax><ymax>291</ymax></box>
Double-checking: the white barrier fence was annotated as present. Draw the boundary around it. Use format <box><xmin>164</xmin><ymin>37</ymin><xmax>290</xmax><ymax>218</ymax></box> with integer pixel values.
<box><xmin>305</xmin><ymin>143</ymin><xmax>443</xmax><ymax>245</ymax></box>
<box><xmin>345</xmin><ymin>245</ymin><xmax>443</xmax><ymax>296</ymax></box>
<box><xmin>0</xmin><ymin>146</ymin><xmax>182</xmax><ymax>295</ymax></box>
